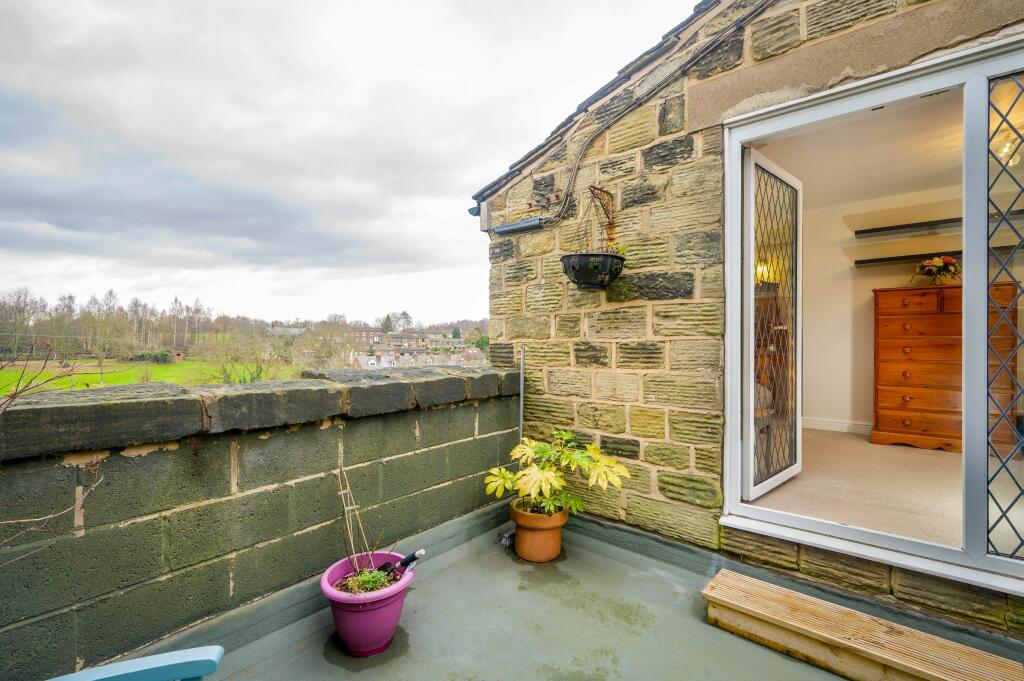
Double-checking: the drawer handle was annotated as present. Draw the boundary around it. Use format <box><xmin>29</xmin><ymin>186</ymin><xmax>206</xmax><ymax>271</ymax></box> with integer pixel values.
<box><xmin>902</xmin><ymin>395</ymin><xmax>913</xmax><ymax>403</ymax></box>
<box><xmin>902</xmin><ymin>346</ymin><xmax>911</xmax><ymax>354</ymax></box>
<box><xmin>902</xmin><ymin>298</ymin><xmax>912</xmax><ymax>307</ymax></box>
<box><xmin>902</xmin><ymin>419</ymin><xmax>912</xmax><ymax>427</ymax></box>
<box><xmin>903</xmin><ymin>322</ymin><xmax>912</xmax><ymax>331</ymax></box>
<box><xmin>902</xmin><ymin>371</ymin><xmax>912</xmax><ymax>379</ymax></box>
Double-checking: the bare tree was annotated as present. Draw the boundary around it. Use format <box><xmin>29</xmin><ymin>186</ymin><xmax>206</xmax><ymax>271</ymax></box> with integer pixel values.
<box><xmin>170</xmin><ymin>296</ymin><xmax>184</xmax><ymax>351</ymax></box>
<box><xmin>0</xmin><ymin>342</ymin><xmax>101</xmax><ymax>560</ymax></box>
<box><xmin>0</xmin><ymin>342</ymin><xmax>79</xmax><ymax>416</ymax></box>
<box><xmin>0</xmin><ymin>287</ymin><xmax>47</xmax><ymax>356</ymax></box>
<box><xmin>294</xmin><ymin>317</ymin><xmax>356</xmax><ymax>370</ymax></box>
<box><xmin>394</xmin><ymin>311</ymin><xmax>413</xmax><ymax>331</ymax></box>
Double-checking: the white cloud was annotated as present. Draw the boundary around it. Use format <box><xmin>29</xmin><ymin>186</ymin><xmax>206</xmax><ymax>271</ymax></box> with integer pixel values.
<box><xmin>0</xmin><ymin>141</ymin><xmax>80</xmax><ymax>177</ymax></box>
<box><xmin>0</xmin><ymin>0</ymin><xmax>695</xmax><ymax>321</ymax></box>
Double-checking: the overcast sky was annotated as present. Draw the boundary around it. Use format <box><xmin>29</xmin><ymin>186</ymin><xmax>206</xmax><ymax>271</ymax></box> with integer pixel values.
<box><xmin>0</xmin><ymin>0</ymin><xmax>695</xmax><ymax>323</ymax></box>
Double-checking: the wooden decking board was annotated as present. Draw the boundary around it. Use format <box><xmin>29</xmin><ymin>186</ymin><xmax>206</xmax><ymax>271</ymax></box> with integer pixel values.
<box><xmin>702</xmin><ymin>570</ymin><xmax>1023</xmax><ymax>681</ymax></box>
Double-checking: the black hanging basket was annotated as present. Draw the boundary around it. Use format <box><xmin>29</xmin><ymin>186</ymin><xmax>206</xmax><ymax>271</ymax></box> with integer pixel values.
<box><xmin>560</xmin><ymin>253</ymin><xmax>625</xmax><ymax>290</ymax></box>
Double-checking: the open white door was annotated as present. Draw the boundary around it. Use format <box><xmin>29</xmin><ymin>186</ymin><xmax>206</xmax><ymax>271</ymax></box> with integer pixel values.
<box><xmin>742</xmin><ymin>149</ymin><xmax>803</xmax><ymax>501</ymax></box>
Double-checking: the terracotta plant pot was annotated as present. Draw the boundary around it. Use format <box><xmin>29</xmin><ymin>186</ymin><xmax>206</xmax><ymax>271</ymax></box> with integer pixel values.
<box><xmin>509</xmin><ymin>500</ymin><xmax>568</xmax><ymax>563</ymax></box>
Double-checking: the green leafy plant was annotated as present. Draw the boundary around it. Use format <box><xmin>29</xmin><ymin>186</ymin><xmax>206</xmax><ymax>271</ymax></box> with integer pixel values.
<box><xmin>337</xmin><ymin>567</ymin><xmax>393</xmax><ymax>594</ymax></box>
<box><xmin>603</xmin><ymin>243</ymin><xmax>627</xmax><ymax>258</ymax></box>
<box><xmin>484</xmin><ymin>430</ymin><xmax>629</xmax><ymax>515</ymax></box>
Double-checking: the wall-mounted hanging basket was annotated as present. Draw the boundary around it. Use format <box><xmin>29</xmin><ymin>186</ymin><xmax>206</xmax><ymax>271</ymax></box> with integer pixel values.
<box><xmin>560</xmin><ymin>186</ymin><xmax>624</xmax><ymax>289</ymax></box>
<box><xmin>560</xmin><ymin>253</ymin><xmax>625</xmax><ymax>289</ymax></box>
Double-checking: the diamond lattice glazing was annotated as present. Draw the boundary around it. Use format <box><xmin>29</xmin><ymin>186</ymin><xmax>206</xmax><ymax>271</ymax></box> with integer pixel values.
<box><xmin>753</xmin><ymin>165</ymin><xmax>799</xmax><ymax>486</ymax></box>
<box><xmin>988</xmin><ymin>73</ymin><xmax>1024</xmax><ymax>559</ymax></box>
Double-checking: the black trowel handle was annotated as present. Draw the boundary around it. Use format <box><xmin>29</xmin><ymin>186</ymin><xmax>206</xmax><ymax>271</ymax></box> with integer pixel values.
<box><xmin>398</xmin><ymin>549</ymin><xmax>425</xmax><ymax>569</ymax></box>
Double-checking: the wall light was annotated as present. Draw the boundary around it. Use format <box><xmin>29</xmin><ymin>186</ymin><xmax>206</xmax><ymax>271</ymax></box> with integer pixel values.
<box><xmin>994</xmin><ymin>130</ymin><xmax>1021</xmax><ymax>168</ymax></box>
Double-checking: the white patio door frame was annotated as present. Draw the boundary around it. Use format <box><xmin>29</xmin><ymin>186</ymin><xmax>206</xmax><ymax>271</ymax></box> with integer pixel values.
<box><xmin>743</xmin><ymin>150</ymin><xmax>803</xmax><ymax>501</ymax></box>
<box><xmin>722</xmin><ymin>33</ymin><xmax>1024</xmax><ymax>595</ymax></box>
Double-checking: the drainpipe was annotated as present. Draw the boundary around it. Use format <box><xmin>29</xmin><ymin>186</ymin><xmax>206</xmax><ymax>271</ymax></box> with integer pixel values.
<box><xmin>519</xmin><ymin>346</ymin><xmax>525</xmax><ymax>441</ymax></box>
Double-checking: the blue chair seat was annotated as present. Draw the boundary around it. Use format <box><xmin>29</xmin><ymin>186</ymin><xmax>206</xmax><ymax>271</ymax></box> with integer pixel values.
<box><xmin>49</xmin><ymin>646</ymin><xmax>223</xmax><ymax>681</ymax></box>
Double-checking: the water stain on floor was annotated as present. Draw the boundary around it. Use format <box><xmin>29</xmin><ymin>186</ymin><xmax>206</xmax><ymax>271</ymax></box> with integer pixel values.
<box><xmin>321</xmin><ymin>626</ymin><xmax>410</xmax><ymax>671</ymax></box>
<box><xmin>537</xmin><ymin>648</ymin><xmax>624</xmax><ymax>681</ymax></box>
<box><xmin>517</xmin><ymin>563</ymin><xmax>651</xmax><ymax>631</ymax></box>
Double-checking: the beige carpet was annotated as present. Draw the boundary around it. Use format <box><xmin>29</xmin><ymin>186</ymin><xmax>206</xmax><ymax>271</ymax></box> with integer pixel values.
<box><xmin>754</xmin><ymin>429</ymin><xmax>1024</xmax><ymax>553</ymax></box>
<box><xmin>754</xmin><ymin>429</ymin><xmax>964</xmax><ymax>547</ymax></box>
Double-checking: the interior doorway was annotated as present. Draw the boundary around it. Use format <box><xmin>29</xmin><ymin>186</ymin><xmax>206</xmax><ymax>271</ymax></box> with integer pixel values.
<box><xmin>741</xmin><ymin>88</ymin><xmax>968</xmax><ymax>547</ymax></box>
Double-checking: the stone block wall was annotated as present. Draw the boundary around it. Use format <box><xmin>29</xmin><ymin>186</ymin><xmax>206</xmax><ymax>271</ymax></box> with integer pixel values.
<box><xmin>0</xmin><ymin>367</ymin><xmax>519</xmax><ymax>681</ymax></box>
<box><xmin>721</xmin><ymin>527</ymin><xmax>1024</xmax><ymax>634</ymax></box>
<box><xmin>478</xmin><ymin>0</ymin><xmax>1024</xmax><ymax>634</ymax></box>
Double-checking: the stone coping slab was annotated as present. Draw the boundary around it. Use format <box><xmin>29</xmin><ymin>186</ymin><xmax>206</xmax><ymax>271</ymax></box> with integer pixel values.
<box><xmin>0</xmin><ymin>384</ymin><xmax>204</xmax><ymax>462</ymax></box>
<box><xmin>192</xmin><ymin>380</ymin><xmax>344</xmax><ymax>434</ymax></box>
<box><xmin>0</xmin><ymin>367</ymin><xmax>520</xmax><ymax>461</ymax></box>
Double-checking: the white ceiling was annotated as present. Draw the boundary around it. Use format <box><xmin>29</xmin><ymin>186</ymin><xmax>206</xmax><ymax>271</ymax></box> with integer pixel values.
<box><xmin>756</xmin><ymin>88</ymin><xmax>963</xmax><ymax>210</ymax></box>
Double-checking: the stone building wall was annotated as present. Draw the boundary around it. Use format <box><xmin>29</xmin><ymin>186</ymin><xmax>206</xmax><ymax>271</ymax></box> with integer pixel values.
<box><xmin>478</xmin><ymin>0</ymin><xmax>1024</xmax><ymax>633</ymax></box>
<box><xmin>0</xmin><ymin>368</ymin><xmax>519</xmax><ymax>681</ymax></box>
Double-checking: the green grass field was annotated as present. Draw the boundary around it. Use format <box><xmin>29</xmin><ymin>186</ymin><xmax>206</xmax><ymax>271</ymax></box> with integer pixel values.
<box><xmin>0</xmin><ymin>359</ymin><xmax>303</xmax><ymax>392</ymax></box>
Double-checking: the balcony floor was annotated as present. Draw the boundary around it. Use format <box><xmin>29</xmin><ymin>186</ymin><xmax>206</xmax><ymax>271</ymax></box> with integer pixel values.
<box><xmin>210</xmin><ymin>527</ymin><xmax>838</xmax><ymax>680</ymax></box>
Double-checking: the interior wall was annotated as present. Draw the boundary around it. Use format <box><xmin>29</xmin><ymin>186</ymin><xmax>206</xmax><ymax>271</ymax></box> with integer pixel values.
<box><xmin>800</xmin><ymin>185</ymin><xmax>961</xmax><ymax>432</ymax></box>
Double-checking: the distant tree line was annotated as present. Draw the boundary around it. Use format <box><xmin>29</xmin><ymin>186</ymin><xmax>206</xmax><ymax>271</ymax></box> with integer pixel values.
<box><xmin>0</xmin><ymin>288</ymin><xmax>489</xmax><ymax>378</ymax></box>
<box><xmin>0</xmin><ymin>288</ymin><xmax>218</xmax><ymax>375</ymax></box>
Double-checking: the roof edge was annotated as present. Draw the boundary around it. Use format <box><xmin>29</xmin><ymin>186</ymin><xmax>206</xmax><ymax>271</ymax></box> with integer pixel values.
<box><xmin>470</xmin><ymin>0</ymin><xmax>724</xmax><ymax>204</ymax></box>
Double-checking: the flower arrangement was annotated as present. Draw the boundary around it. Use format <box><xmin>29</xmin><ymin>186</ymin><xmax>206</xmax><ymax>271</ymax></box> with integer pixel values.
<box><xmin>483</xmin><ymin>430</ymin><xmax>630</xmax><ymax>515</ymax></box>
<box><xmin>913</xmin><ymin>255</ymin><xmax>961</xmax><ymax>285</ymax></box>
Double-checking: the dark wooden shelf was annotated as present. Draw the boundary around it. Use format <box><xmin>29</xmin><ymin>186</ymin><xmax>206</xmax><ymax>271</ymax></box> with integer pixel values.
<box><xmin>854</xmin><ymin>250</ymin><xmax>962</xmax><ymax>266</ymax></box>
<box><xmin>854</xmin><ymin>216</ymin><xmax>961</xmax><ymax>239</ymax></box>
<box><xmin>854</xmin><ymin>208</ymin><xmax>1024</xmax><ymax>240</ymax></box>
<box><xmin>854</xmin><ymin>245</ymin><xmax>1016</xmax><ymax>267</ymax></box>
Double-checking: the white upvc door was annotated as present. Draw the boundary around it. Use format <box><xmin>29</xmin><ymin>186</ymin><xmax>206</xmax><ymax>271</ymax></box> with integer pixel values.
<box><xmin>742</xmin><ymin>150</ymin><xmax>804</xmax><ymax>501</ymax></box>
<box><xmin>722</xmin><ymin>34</ymin><xmax>1024</xmax><ymax>591</ymax></box>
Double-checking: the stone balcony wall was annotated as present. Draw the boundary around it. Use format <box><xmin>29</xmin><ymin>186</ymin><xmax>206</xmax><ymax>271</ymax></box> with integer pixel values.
<box><xmin>0</xmin><ymin>367</ymin><xmax>519</xmax><ymax>681</ymax></box>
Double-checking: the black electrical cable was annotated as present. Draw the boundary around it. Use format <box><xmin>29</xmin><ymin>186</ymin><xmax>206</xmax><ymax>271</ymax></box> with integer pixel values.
<box><xmin>539</xmin><ymin>0</ymin><xmax>779</xmax><ymax>229</ymax></box>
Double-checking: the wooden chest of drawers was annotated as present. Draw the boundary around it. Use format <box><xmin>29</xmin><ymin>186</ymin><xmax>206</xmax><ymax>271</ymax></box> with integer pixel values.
<box><xmin>870</xmin><ymin>283</ymin><xmax>1017</xmax><ymax>452</ymax></box>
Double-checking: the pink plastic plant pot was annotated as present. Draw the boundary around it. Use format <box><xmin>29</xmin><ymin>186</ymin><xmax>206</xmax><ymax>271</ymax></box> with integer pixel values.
<box><xmin>319</xmin><ymin>551</ymin><xmax>415</xmax><ymax>657</ymax></box>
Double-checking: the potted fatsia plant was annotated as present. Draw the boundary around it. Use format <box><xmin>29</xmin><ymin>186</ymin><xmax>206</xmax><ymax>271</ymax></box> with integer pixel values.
<box><xmin>484</xmin><ymin>430</ymin><xmax>629</xmax><ymax>562</ymax></box>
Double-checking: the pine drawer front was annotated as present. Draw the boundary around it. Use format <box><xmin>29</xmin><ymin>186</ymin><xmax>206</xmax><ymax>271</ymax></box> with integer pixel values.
<box><xmin>988</xmin><ymin>335</ymin><xmax>1017</xmax><ymax>362</ymax></box>
<box><xmin>876</xmin><ymin>289</ymin><xmax>939</xmax><ymax>315</ymax></box>
<box><xmin>990</xmin><ymin>389</ymin><xmax>1016</xmax><ymax>417</ymax></box>
<box><xmin>876</xmin><ymin>313</ymin><xmax>1014</xmax><ymax>338</ymax></box>
<box><xmin>942</xmin><ymin>282</ymin><xmax>1016</xmax><ymax>313</ymax></box>
<box><xmin>877</xmin><ymin>362</ymin><xmax>1013</xmax><ymax>390</ymax></box>
<box><xmin>877</xmin><ymin>338</ymin><xmax>960</xmax><ymax>362</ymax></box>
<box><xmin>877</xmin><ymin>408</ymin><xmax>961</xmax><ymax>437</ymax></box>
<box><xmin>876</xmin><ymin>315</ymin><xmax>961</xmax><ymax>338</ymax></box>
<box><xmin>877</xmin><ymin>386</ymin><xmax>960</xmax><ymax>412</ymax></box>
<box><xmin>877</xmin><ymin>361</ymin><xmax>961</xmax><ymax>388</ymax></box>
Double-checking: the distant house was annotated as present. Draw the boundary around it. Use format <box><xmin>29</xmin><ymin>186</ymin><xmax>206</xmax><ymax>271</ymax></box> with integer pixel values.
<box><xmin>172</xmin><ymin>351</ymin><xmax>185</xmax><ymax>363</ymax></box>
<box><xmin>267</xmin><ymin>325</ymin><xmax>305</xmax><ymax>337</ymax></box>
<box><xmin>460</xmin><ymin>347</ymin><xmax>485</xmax><ymax>364</ymax></box>
<box><xmin>353</xmin><ymin>348</ymin><xmax>488</xmax><ymax>369</ymax></box>
<box><xmin>353</xmin><ymin>328</ymin><xmax>385</xmax><ymax>348</ymax></box>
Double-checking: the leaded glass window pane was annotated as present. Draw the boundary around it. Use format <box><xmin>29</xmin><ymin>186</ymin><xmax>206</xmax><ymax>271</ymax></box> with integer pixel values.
<box><xmin>987</xmin><ymin>72</ymin><xmax>1024</xmax><ymax>559</ymax></box>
